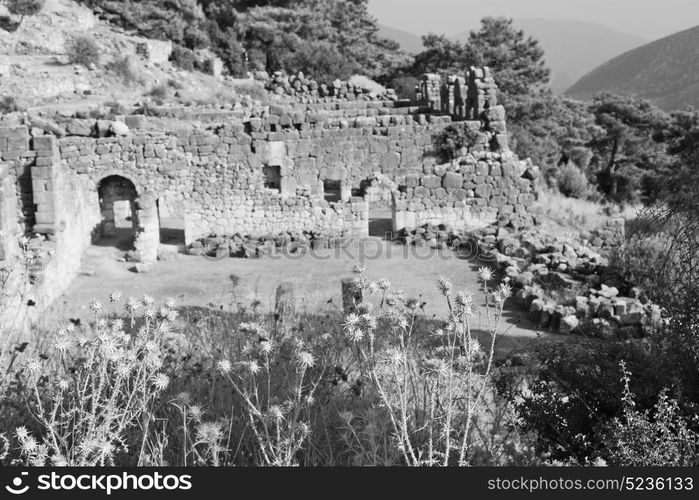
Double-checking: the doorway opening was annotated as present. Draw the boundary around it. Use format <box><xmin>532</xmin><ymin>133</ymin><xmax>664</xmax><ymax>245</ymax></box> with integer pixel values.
<box><xmin>96</xmin><ymin>175</ymin><xmax>138</xmax><ymax>250</ymax></box>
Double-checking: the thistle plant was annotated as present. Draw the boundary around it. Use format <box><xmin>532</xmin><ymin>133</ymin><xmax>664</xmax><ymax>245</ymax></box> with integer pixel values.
<box><xmin>0</xmin><ymin>237</ymin><xmax>47</xmax><ymax>411</ymax></box>
<box><xmin>217</xmin><ymin>321</ymin><xmax>325</xmax><ymax>466</ymax></box>
<box><xmin>168</xmin><ymin>392</ymin><xmax>232</xmax><ymax>466</ymax></box>
<box><xmin>17</xmin><ymin>294</ymin><xmax>176</xmax><ymax>466</ymax></box>
<box><xmin>341</xmin><ymin>266</ymin><xmax>510</xmax><ymax>466</ymax></box>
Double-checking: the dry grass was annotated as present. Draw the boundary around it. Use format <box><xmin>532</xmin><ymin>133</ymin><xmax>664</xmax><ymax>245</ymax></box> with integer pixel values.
<box><xmin>535</xmin><ymin>189</ymin><xmax>642</xmax><ymax>236</ymax></box>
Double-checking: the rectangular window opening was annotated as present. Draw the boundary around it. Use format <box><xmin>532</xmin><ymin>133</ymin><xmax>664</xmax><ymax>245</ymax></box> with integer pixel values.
<box><xmin>263</xmin><ymin>165</ymin><xmax>281</xmax><ymax>192</ymax></box>
<box><xmin>323</xmin><ymin>179</ymin><xmax>342</xmax><ymax>203</ymax></box>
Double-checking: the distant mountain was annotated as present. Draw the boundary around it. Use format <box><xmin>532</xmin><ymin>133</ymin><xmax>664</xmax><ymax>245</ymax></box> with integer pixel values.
<box><xmin>454</xmin><ymin>18</ymin><xmax>647</xmax><ymax>94</ymax></box>
<box><xmin>567</xmin><ymin>25</ymin><xmax>699</xmax><ymax>111</ymax></box>
<box><xmin>378</xmin><ymin>24</ymin><xmax>424</xmax><ymax>54</ymax></box>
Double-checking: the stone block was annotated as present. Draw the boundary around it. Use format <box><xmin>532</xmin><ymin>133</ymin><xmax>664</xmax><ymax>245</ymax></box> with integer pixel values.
<box><xmin>421</xmin><ymin>175</ymin><xmax>441</xmax><ymax>189</ymax></box>
<box><xmin>474</xmin><ymin>184</ymin><xmax>492</xmax><ymax>198</ymax></box>
<box><xmin>442</xmin><ymin>172</ymin><xmax>463</xmax><ymax>189</ymax></box>
<box><xmin>379</xmin><ymin>151</ymin><xmax>401</xmax><ymax>170</ymax></box>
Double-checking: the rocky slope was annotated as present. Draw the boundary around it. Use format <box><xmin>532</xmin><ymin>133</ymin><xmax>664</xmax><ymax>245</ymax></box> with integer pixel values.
<box><xmin>567</xmin><ymin>24</ymin><xmax>699</xmax><ymax>111</ymax></box>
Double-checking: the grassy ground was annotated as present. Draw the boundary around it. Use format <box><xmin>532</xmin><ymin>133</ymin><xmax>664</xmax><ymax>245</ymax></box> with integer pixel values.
<box><xmin>535</xmin><ymin>189</ymin><xmax>642</xmax><ymax>237</ymax></box>
<box><xmin>42</xmin><ymin>238</ymin><xmax>566</xmax><ymax>358</ymax></box>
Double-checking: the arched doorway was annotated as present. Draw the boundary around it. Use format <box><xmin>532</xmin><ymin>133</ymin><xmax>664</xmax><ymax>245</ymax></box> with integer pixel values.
<box><xmin>359</xmin><ymin>173</ymin><xmax>398</xmax><ymax>239</ymax></box>
<box><xmin>96</xmin><ymin>175</ymin><xmax>138</xmax><ymax>250</ymax></box>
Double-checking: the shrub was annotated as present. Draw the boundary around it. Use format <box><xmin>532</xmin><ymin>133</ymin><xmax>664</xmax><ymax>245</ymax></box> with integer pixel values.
<box><xmin>66</xmin><ymin>35</ymin><xmax>100</xmax><ymax>67</ymax></box>
<box><xmin>7</xmin><ymin>0</ymin><xmax>45</xmax><ymax>26</ymax></box>
<box><xmin>286</xmin><ymin>41</ymin><xmax>354</xmax><ymax>83</ymax></box>
<box><xmin>556</xmin><ymin>161</ymin><xmax>592</xmax><ymax>198</ymax></box>
<box><xmin>389</xmin><ymin>76</ymin><xmax>419</xmax><ymax>100</ymax></box>
<box><xmin>0</xmin><ymin>96</ymin><xmax>22</xmax><ymax>114</ymax></box>
<box><xmin>504</xmin><ymin>340</ymin><xmax>671</xmax><ymax>463</ymax></box>
<box><xmin>170</xmin><ymin>45</ymin><xmax>197</xmax><ymax>72</ymax></box>
<box><xmin>600</xmin><ymin>363</ymin><xmax>699</xmax><ymax>466</ymax></box>
<box><xmin>232</xmin><ymin>81</ymin><xmax>268</xmax><ymax>102</ymax></box>
<box><xmin>147</xmin><ymin>83</ymin><xmax>169</xmax><ymax>101</ymax></box>
<box><xmin>434</xmin><ymin>124</ymin><xmax>481</xmax><ymax>163</ymax></box>
<box><xmin>606</xmin><ymin>232</ymin><xmax>668</xmax><ymax>299</ymax></box>
<box><xmin>105</xmin><ymin>55</ymin><xmax>138</xmax><ymax>85</ymax></box>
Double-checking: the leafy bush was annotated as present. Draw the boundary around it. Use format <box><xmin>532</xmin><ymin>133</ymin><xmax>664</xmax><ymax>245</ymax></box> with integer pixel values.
<box><xmin>434</xmin><ymin>124</ymin><xmax>481</xmax><ymax>163</ymax></box>
<box><xmin>170</xmin><ymin>45</ymin><xmax>197</xmax><ymax>72</ymax></box>
<box><xmin>7</xmin><ymin>0</ymin><xmax>45</xmax><ymax>26</ymax></box>
<box><xmin>232</xmin><ymin>81</ymin><xmax>268</xmax><ymax>102</ymax></box>
<box><xmin>503</xmin><ymin>340</ymin><xmax>671</xmax><ymax>463</ymax></box>
<box><xmin>287</xmin><ymin>41</ymin><xmax>353</xmax><ymax>83</ymax></box>
<box><xmin>105</xmin><ymin>55</ymin><xmax>138</xmax><ymax>84</ymax></box>
<box><xmin>389</xmin><ymin>76</ymin><xmax>419</xmax><ymax>100</ymax></box>
<box><xmin>600</xmin><ymin>363</ymin><xmax>699</xmax><ymax>466</ymax></box>
<box><xmin>146</xmin><ymin>83</ymin><xmax>169</xmax><ymax>101</ymax></box>
<box><xmin>0</xmin><ymin>96</ymin><xmax>22</xmax><ymax>114</ymax></box>
<box><xmin>66</xmin><ymin>35</ymin><xmax>100</xmax><ymax>67</ymax></box>
<box><xmin>606</xmin><ymin>232</ymin><xmax>668</xmax><ymax>299</ymax></box>
<box><xmin>556</xmin><ymin>161</ymin><xmax>592</xmax><ymax>199</ymax></box>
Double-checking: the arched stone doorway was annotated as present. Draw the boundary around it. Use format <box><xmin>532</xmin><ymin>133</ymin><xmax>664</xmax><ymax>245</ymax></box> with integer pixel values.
<box><xmin>97</xmin><ymin>175</ymin><xmax>138</xmax><ymax>250</ymax></box>
<box><xmin>359</xmin><ymin>173</ymin><xmax>398</xmax><ymax>239</ymax></box>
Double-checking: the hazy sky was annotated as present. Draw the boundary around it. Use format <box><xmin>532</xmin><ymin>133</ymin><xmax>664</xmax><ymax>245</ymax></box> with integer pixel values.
<box><xmin>368</xmin><ymin>0</ymin><xmax>699</xmax><ymax>40</ymax></box>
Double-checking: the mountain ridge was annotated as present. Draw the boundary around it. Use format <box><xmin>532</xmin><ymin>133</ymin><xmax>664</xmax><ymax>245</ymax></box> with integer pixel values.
<box><xmin>566</xmin><ymin>24</ymin><xmax>699</xmax><ymax>111</ymax></box>
<box><xmin>454</xmin><ymin>18</ymin><xmax>647</xmax><ymax>93</ymax></box>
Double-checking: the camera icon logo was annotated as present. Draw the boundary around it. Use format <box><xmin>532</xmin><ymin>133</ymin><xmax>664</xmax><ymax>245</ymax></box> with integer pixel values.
<box><xmin>5</xmin><ymin>472</ymin><xmax>30</xmax><ymax>495</ymax></box>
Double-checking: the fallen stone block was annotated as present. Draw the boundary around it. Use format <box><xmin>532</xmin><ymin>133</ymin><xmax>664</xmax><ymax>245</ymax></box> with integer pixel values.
<box><xmin>130</xmin><ymin>263</ymin><xmax>152</xmax><ymax>273</ymax></box>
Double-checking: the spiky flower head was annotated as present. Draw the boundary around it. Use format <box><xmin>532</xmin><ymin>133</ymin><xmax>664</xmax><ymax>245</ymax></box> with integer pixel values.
<box><xmin>296</xmin><ymin>351</ymin><xmax>315</xmax><ymax>369</ymax></box>
<box><xmin>216</xmin><ymin>359</ymin><xmax>232</xmax><ymax>374</ymax></box>
<box><xmin>352</xmin><ymin>264</ymin><xmax>367</xmax><ymax>274</ymax></box>
<box><xmin>267</xmin><ymin>405</ymin><xmax>284</xmax><ymax>421</ymax></box>
<box><xmin>247</xmin><ymin>360</ymin><xmax>261</xmax><ymax>375</ymax></box>
<box><xmin>196</xmin><ymin>422</ymin><xmax>223</xmax><ymax>444</ymax></box>
<box><xmin>478</xmin><ymin>266</ymin><xmax>494</xmax><ymax>283</ymax></box>
<box><xmin>153</xmin><ymin>373</ymin><xmax>170</xmax><ymax>391</ymax></box>
<box><xmin>436</xmin><ymin>275</ymin><xmax>452</xmax><ymax>296</ymax></box>
<box><xmin>88</xmin><ymin>300</ymin><xmax>103</xmax><ymax>313</ymax></box>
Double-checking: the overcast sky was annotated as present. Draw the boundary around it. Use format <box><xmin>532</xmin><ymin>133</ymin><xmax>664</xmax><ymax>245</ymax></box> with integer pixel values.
<box><xmin>368</xmin><ymin>0</ymin><xmax>699</xmax><ymax>40</ymax></box>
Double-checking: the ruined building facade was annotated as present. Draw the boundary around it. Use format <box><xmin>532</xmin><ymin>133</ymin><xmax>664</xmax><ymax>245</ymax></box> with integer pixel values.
<box><xmin>0</xmin><ymin>67</ymin><xmax>540</xmax><ymax>326</ymax></box>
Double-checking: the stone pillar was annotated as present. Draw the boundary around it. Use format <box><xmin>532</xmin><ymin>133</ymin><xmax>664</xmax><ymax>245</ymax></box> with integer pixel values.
<box><xmin>133</xmin><ymin>193</ymin><xmax>159</xmax><ymax>263</ymax></box>
<box><xmin>341</xmin><ymin>277</ymin><xmax>363</xmax><ymax>314</ymax></box>
<box><xmin>31</xmin><ymin>135</ymin><xmax>60</xmax><ymax>236</ymax></box>
<box><xmin>453</xmin><ymin>77</ymin><xmax>467</xmax><ymax>119</ymax></box>
<box><xmin>393</xmin><ymin>210</ymin><xmax>417</xmax><ymax>232</ymax></box>
<box><xmin>419</xmin><ymin>74</ymin><xmax>442</xmax><ymax>111</ymax></box>
<box><xmin>0</xmin><ymin>163</ymin><xmax>16</xmax><ymax>261</ymax></box>
<box><xmin>350</xmin><ymin>197</ymin><xmax>369</xmax><ymax>238</ymax></box>
<box><xmin>340</xmin><ymin>181</ymin><xmax>352</xmax><ymax>202</ymax></box>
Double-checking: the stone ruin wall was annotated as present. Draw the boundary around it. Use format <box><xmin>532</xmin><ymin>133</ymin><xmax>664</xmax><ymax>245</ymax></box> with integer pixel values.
<box><xmin>0</xmin><ymin>66</ymin><xmax>543</xmax><ymax>327</ymax></box>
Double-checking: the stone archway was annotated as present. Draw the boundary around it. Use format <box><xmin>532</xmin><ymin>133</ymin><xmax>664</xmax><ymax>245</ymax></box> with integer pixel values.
<box><xmin>95</xmin><ymin>175</ymin><xmax>159</xmax><ymax>263</ymax></box>
<box><xmin>97</xmin><ymin>175</ymin><xmax>138</xmax><ymax>250</ymax></box>
<box><xmin>360</xmin><ymin>172</ymin><xmax>399</xmax><ymax>239</ymax></box>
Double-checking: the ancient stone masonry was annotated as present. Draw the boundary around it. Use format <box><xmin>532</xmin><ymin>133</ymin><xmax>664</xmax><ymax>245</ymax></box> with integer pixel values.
<box><xmin>0</xmin><ymin>66</ymin><xmax>541</xmax><ymax>327</ymax></box>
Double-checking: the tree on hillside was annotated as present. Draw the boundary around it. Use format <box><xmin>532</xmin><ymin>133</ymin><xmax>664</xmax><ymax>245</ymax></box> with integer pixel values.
<box><xmin>79</xmin><ymin>0</ymin><xmax>406</xmax><ymax>80</ymax></box>
<box><xmin>7</xmin><ymin>0</ymin><xmax>45</xmax><ymax>26</ymax></box>
<box><xmin>234</xmin><ymin>0</ymin><xmax>408</xmax><ymax>80</ymax></box>
<box><xmin>79</xmin><ymin>0</ymin><xmax>209</xmax><ymax>48</ymax></box>
<box><xmin>588</xmin><ymin>93</ymin><xmax>669</xmax><ymax>200</ymax></box>
<box><xmin>507</xmin><ymin>94</ymin><xmax>604</xmax><ymax>173</ymax></box>
<box><xmin>464</xmin><ymin>17</ymin><xmax>550</xmax><ymax>99</ymax></box>
<box><xmin>410</xmin><ymin>34</ymin><xmax>467</xmax><ymax>75</ymax></box>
